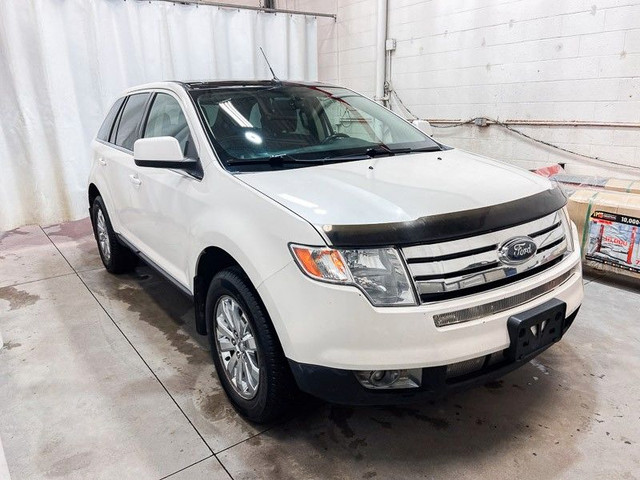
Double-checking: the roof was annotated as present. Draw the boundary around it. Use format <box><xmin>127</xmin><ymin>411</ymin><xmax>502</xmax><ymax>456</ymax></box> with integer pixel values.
<box><xmin>122</xmin><ymin>79</ymin><xmax>333</xmax><ymax>95</ymax></box>
<box><xmin>182</xmin><ymin>79</ymin><xmax>331</xmax><ymax>90</ymax></box>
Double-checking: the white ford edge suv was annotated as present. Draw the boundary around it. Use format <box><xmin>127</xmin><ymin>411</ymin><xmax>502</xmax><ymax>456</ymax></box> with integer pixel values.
<box><xmin>88</xmin><ymin>80</ymin><xmax>583</xmax><ymax>422</ymax></box>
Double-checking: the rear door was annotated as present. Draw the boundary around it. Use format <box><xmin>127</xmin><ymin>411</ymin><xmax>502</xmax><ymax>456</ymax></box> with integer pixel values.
<box><xmin>94</xmin><ymin>97</ymin><xmax>125</xmax><ymax>226</ymax></box>
<box><xmin>105</xmin><ymin>92</ymin><xmax>151</xmax><ymax>239</ymax></box>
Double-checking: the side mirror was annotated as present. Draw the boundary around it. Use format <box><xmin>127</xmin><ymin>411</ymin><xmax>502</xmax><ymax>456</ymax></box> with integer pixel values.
<box><xmin>412</xmin><ymin>119</ymin><xmax>433</xmax><ymax>136</ymax></box>
<box><xmin>134</xmin><ymin>137</ymin><xmax>198</xmax><ymax>169</ymax></box>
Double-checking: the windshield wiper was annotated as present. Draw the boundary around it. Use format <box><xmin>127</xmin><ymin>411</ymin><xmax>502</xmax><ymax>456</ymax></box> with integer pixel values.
<box><xmin>228</xmin><ymin>153</ymin><xmax>371</xmax><ymax>167</ymax></box>
<box><xmin>388</xmin><ymin>146</ymin><xmax>443</xmax><ymax>154</ymax></box>
<box><xmin>310</xmin><ymin>152</ymin><xmax>378</xmax><ymax>162</ymax></box>
<box><xmin>227</xmin><ymin>144</ymin><xmax>443</xmax><ymax>167</ymax></box>
<box><xmin>315</xmin><ymin>145</ymin><xmax>394</xmax><ymax>162</ymax></box>
<box><xmin>227</xmin><ymin>154</ymin><xmax>321</xmax><ymax>166</ymax></box>
<box><xmin>344</xmin><ymin>143</ymin><xmax>442</xmax><ymax>158</ymax></box>
<box><xmin>365</xmin><ymin>145</ymin><xmax>395</xmax><ymax>157</ymax></box>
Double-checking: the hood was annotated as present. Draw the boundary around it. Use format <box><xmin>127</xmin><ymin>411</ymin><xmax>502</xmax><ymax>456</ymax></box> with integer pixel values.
<box><xmin>238</xmin><ymin>149</ymin><xmax>556</xmax><ymax>229</ymax></box>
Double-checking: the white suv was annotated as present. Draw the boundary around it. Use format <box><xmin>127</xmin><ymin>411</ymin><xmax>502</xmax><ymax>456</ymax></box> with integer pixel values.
<box><xmin>88</xmin><ymin>81</ymin><xmax>583</xmax><ymax>422</ymax></box>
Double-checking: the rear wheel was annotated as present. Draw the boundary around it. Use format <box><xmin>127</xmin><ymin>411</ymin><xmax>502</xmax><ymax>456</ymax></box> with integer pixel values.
<box><xmin>206</xmin><ymin>267</ymin><xmax>296</xmax><ymax>423</ymax></box>
<box><xmin>91</xmin><ymin>196</ymin><xmax>137</xmax><ymax>273</ymax></box>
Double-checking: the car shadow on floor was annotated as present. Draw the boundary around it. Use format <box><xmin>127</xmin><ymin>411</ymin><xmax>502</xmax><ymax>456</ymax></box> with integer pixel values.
<box><xmin>115</xmin><ymin>262</ymin><xmax>210</xmax><ymax>351</ymax></box>
<box><xmin>242</xmin><ymin>338</ymin><xmax>595</xmax><ymax>478</ymax></box>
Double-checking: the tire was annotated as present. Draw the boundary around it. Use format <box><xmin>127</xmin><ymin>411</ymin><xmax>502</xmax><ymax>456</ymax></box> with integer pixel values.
<box><xmin>91</xmin><ymin>196</ymin><xmax>137</xmax><ymax>274</ymax></box>
<box><xmin>206</xmin><ymin>267</ymin><xmax>296</xmax><ymax>423</ymax></box>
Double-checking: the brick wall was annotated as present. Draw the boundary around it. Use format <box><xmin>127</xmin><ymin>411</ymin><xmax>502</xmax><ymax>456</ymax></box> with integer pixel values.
<box><xmin>279</xmin><ymin>0</ymin><xmax>640</xmax><ymax>177</ymax></box>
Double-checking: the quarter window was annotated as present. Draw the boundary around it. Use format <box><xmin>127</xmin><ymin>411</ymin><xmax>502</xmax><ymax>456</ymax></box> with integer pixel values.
<box><xmin>114</xmin><ymin>93</ymin><xmax>150</xmax><ymax>151</ymax></box>
<box><xmin>144</xmin><ymin>93</ymin><xmax>197</xmax><ymax>158</ymax></box>
<box><xmin>97</xmin><ymin>97</ymin><xmax>125</xmax><ymax>142</ymax></box>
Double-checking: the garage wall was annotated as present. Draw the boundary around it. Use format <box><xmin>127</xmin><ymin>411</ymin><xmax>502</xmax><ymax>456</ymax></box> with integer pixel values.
<box><xmin>0</xmin><ymin>0</ymin><xmax>317</xmax><ymax>231</ymax></box>
<box><xmin>280</xmin><ymin>0</ymin><xmax>640</xmax><ymax>178</ymax></box>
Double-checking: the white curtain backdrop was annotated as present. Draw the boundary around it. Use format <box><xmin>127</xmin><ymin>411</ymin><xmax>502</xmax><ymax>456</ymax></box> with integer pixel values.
<box><xmin>0</xmin><ymin>0</ymin><xmax>317</xmax><ymax>230</ymax></box>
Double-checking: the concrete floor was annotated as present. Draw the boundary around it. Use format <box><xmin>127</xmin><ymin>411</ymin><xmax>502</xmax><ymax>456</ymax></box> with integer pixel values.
<box><xmin>0</xmin><ymin>218</ymin><xmax>638</xmax><ymax>480</ymax></box>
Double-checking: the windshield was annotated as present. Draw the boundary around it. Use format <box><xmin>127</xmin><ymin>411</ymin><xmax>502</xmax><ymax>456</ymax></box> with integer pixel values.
<box><xmin>189</xmin><ymin>84</ymin><xmax>441</xmax><ymax>171</ymax></box>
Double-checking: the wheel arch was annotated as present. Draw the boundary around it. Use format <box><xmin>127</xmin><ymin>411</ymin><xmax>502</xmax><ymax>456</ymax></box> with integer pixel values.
<box><xmin>88</xmin><ymin>183</ymin><xmax>101</xmax><ymax>210</ymax></box>
<box><xmin>193</xmin><ymin>246</ymin><xmax>247</xmax><ymax>335</ymax></box>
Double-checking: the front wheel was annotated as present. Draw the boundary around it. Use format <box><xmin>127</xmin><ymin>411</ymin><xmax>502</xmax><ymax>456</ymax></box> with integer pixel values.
<box><xmin>206</xmin><ymin>267</ymin><xmax>296</xmax><ymax>423</ymax></box>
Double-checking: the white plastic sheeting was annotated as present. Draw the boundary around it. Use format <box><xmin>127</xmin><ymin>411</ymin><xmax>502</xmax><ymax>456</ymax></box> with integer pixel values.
<box><xmin>0</xmin><ymin>0</ymin><xmax>317</xmax><ymax>230</ymax></box>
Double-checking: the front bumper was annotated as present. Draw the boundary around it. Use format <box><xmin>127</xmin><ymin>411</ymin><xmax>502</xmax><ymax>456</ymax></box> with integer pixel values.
<box><xmin>288</xmin><ymin>307</ymin><xmax>579</xmax><ymax>405</ymax></box>
<box><xmin>258</xmin><ymin>244</ymin><xmax>583</xmax><ymax>370</ymax></box>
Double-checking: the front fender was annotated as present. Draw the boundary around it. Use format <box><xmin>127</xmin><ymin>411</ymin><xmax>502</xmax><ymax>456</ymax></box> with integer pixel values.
<box><xmin>190</xmin><ymin>188</ymin><xmax>323</xmax><ymax>290</ymax></box>
<box><xmin>188</xmin><ymin>173</ymin><xmax>324</xmax><ymax>341</ymax></box>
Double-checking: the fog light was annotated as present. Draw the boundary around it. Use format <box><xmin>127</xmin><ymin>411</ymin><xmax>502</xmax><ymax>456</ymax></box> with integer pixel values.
<box><xmin>370</xmin><ymin>370</ymin><xmax>399</xmax><ymax>387</ymax></box>
<box><xmin>355</xmin><ymin>368</ymin><xmax>422</xmax><ymax>390</ymax></box>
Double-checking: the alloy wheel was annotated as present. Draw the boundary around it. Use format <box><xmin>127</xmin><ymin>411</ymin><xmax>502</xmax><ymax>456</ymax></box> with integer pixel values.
<box><xmin>96</xmin><ymin>209</ymin><xmax>111</xmax><ymax>262</ymax></box>
<box><xmin>214</xmin><ymin>295</ymin><xmax>260</xmax><ymax>399</ymax></box>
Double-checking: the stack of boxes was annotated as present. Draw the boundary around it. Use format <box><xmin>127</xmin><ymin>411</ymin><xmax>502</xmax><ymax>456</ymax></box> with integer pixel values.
<box><xmin>552</xmin><ymin>174</ymin><xmax>640</xmax><ymax>280</ymax></box>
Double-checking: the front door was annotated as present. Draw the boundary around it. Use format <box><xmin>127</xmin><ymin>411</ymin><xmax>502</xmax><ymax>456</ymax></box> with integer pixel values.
<box><xmin>127</xmin><ymin>92</ymin><xmax>204</xmax><ymax>289</ymax></box>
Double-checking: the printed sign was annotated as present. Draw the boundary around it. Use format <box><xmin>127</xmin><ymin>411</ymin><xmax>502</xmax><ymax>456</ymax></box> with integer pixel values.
<box><xmin>586</xmin><ymin>210</ymin><xmax>640</xmax><ymax>273</ymax></box>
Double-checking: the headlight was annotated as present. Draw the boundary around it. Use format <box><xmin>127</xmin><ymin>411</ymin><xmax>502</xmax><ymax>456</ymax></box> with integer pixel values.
<box><xmin>290</xmin><ymin>245</ymin><xmax>416</xmax><ymax>306</ymax></box>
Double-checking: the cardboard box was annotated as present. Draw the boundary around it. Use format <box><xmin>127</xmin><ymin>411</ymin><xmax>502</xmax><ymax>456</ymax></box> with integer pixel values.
<box><xmin>604</xmin><ymin>178</ymin><xmax>640</xmax><ymax>195</ymax></box>
<box><xmin>568</xmin><ymin>189</ymin><xmax>640</xmax><ymax>279</ymax></box>
<box><xmin>553</xmin><ymin>174</ymin><xmax>640</xmax><ymax>195</ymax></box>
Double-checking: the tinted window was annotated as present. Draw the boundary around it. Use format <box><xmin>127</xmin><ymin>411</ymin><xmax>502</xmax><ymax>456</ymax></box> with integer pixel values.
<box><xmin>97</xmin><ymin>97</ymin><xmax>125</xmax><ymax>142</ymax></box>
<box><xmin>115</xmin><ymin>93</ymin><xmax>150</xmax><ymax>151</ymax></box>
<box><xmin>143</xmin><ymin>93</ymin><xmax>197</xmax><ymax>158</ymax></box>
<box><xmin>190</xmin><ymin>85</ymin><xmax>439</xmax><ymax>171</ymax></box>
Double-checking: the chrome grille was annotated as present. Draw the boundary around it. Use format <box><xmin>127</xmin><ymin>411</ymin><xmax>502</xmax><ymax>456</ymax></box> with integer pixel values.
<box><xmin>402</xmin><ymin>210</ymin><xmax>570</xmax><ymax>303</ymax></box>
<box><xmin>433</xmin><ymin>266</ymin><xmax>577</xmax><ymax>327</ymax></box>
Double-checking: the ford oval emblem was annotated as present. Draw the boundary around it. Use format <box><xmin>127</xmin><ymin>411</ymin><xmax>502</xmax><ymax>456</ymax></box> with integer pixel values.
<box><xmin>498</xmin><ymin>236</ymin><xmax>537</xmax><ymax>265</ymax></box>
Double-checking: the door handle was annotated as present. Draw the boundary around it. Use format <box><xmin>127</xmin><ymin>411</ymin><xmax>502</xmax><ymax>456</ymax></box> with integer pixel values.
<box><xmin>129</xmin><ymin>174</ymin><xmax>142</xmax><ymax>186</ymax></box>
<box><xmin>98</xmin><ymin>157</ymin><xmax>107</xmax><ymax>166</ymax></box>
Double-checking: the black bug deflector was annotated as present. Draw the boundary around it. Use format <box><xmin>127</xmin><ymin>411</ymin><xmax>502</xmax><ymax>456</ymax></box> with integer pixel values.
<box><xmin>321</xmin><ymin>187</ymin><xmax>567</xmax><ymax>248</ymax></box>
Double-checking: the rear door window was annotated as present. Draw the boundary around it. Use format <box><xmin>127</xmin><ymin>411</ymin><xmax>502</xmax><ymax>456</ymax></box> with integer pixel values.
<box><xmin>114</xmin><ymin>93</ymin><xmax>150</xmax><ymax>151</ymax></box>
